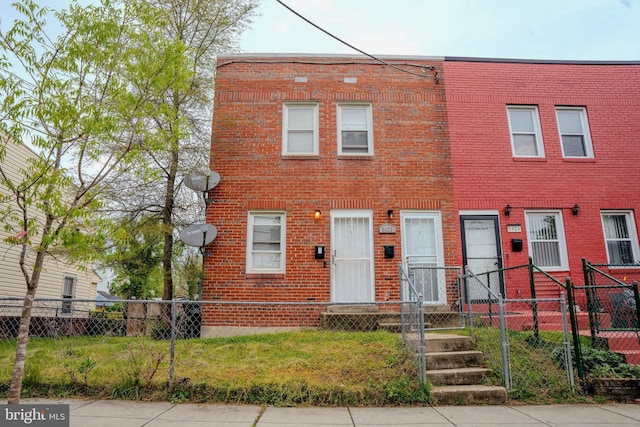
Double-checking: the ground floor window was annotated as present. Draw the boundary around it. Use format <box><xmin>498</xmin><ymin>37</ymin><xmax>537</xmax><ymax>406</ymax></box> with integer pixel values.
<box><xmin>525</xmin><ymin>210</ymin><xmax>568</xmax><ymax>270</ymax></box>
<box><xmin>601</xmin><ymin>210</ymin><xmax>640</xmax><ymax>265</ymax></box>
<box><xmin>62</xmin><ymin>274</ymin><xmax>76</xmax><ymax>314</ymax></box>
<box><xmin>247</xmin><ymin>211</ymin><xmax>286</xmax><ymax>274</ymax></box>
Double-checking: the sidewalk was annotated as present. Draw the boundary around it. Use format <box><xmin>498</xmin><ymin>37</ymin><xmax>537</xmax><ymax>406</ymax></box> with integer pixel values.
<box><xmin>14</xmin><ymin>398</ymin><xmax>640</xmax><ymax>426</ymax></box>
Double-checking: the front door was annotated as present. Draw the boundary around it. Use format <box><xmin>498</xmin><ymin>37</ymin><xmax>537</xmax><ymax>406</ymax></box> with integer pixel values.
<box><xmin>401</xmin><ymin>211</ymin><xmax>445</xmax><ymax>305</ymax></box>
<box><xmin>460</xmin><ymin>215</ymin><xmax>504</xmax><ymax>301</ymax></box>
<box><xmin>331</xmin><ymin>210</ymin><xmax>374</xmax><ymax>302</ymax></box>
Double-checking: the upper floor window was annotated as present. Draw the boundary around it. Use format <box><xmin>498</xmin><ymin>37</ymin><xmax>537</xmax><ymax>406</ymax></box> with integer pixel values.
<box><xmin>507</xmin><ymin>106</ymin><xmax>544</xmax><ymax>157</ymax></box>
<box><xmin>247</xmin><ymin>211</ymin><xmax>286</xmax><ymax>274</ymax></box>
<box><xmin>525</xmin><ymin>211</ymin><xmax>568</xmax><ymax>270</ymax></box>
<box><xmin>283</xmin><ymin>103</ymin><xmax>318</xmax><ymax>155</ymax></box>
<box><xmin>601</xmin><ymin>211</ymin><xmax>640</xmax><ymax>266</ymax></box>
<box><xmin>337</xmin><ymin>103</ymin><xmax>373</xmax><ymax>155</ymax></box>
<box><xmin>556</xmin><ymin>107</ymin><xmax>593</xmax><ymax>158</ymax></box>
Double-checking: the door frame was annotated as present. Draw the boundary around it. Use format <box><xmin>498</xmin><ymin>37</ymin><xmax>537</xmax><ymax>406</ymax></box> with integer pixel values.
<box><xmin>400</xmin><ymin>210</ymin><xmax>446</xmax><ymax>305</ymax></box>
<box><xmin>459</xmin><ymin>211</ymin><xmax>505</xmax><ymax>300</ymax></box>
<box><xmin>330</xmin><ymin>209</ymin><xmax>375</xmax><ymax>303</ymax></box>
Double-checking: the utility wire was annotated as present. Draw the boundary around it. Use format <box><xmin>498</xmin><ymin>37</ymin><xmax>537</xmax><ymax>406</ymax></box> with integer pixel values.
<box><xmin>275</xmin><ymin>0</ymin><xmax>433</xmax><ymax>79</ymax></box>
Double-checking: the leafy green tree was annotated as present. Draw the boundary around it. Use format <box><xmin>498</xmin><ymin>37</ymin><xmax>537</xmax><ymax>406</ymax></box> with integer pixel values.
<box><xmin>0</xmin><ymin>0</ymin><xmax>190</xmax><ymax>403</ymax></box>
<box><xmin>107</xmin><ymin>0</ymin><xmax>258</xmax><ymax>302</ymax></box>
<box><xmin>103</xmin><ymin>215</ymin><xmax>164</xmax><ymax>299</ymax></box>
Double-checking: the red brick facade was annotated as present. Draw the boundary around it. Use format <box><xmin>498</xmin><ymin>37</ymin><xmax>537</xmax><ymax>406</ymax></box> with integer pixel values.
<box><xmin>204</xmin><ymin>55</ymin><xmax>455</xmax><ymax>326</ymax></box>
<box><xmin>444</xmin><ymin>59</ymin><xmax>640</xmax><ymax>299</ymax></box>
<box><xmin>204</xmin><ymin>55</ymin><xmax>640</xmax><ymax>327</ymax></box>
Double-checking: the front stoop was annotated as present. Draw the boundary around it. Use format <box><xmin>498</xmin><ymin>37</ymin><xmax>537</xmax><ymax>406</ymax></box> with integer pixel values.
<box><xmin>319</xmin><ymin>306</ymin><xmax>460</xmax><ymax>332</ymax></box>
<box><xmin>425</xmin><ymin>333</ymin><xmax>507</xmax><ymax>405</ymax></box>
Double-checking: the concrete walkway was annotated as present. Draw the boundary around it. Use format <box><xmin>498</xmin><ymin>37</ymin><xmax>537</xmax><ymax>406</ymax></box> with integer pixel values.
<box><xmin>12</xmin><ymin>398</ymin><xmax>640</xmax><ymax>426</ymax></box>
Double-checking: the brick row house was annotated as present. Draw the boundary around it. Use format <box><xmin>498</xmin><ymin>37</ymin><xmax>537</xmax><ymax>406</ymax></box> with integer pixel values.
<box><xmin>203</xmin><ymin>54</ymin><xmax>640</xmax><ymax>333</ymax></box>
<box><xmin>444</xmin><ymin>58</ymin><xmax>640</xmax><ymax>302</ymax></box>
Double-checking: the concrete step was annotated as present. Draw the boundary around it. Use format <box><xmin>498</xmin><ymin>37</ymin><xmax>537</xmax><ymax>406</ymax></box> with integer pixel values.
<box><xmin>427</xmin><ymin>367</ymin><xmax>490</xmax><ymax>386</ymax></box>
<box><xmin>615</xmin><ymin>350</ymin><xmax>640</xmax><ymax>365</ymax></box>
<box><xmin>431</xmin><ymin>384</ymin><xmax>507</xmax><ymax>405</ymax></box>
<box><xmin>425</xmin><ymin>350</ymin><xmax>484</xmax><ymax>370</ymax></box>
<box><xmin>424</xmin><ymin>333</ymin><xmax>473</xmax><ymax>352</ymax></box>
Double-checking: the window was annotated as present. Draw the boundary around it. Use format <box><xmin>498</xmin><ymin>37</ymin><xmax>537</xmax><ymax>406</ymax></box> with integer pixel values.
<box><xmin>601</xmin><ymin>211</ymin><xmax>640</xmax><ymax>265</ymax></box>
<box><xmin>282</xmin><ymin>103</ymin><xmax>318</xmax><ymax>155</ymax></box>
<box><xmin>556</xmin><ymin>107</ymin><xmax>593</xmax><ymax>158</ymax></box>
<box><xmin>62</xmin><ymin>275</ymin><xmax>76</xmax><ymax>314</ymax></box>
<box><xmin>247</xmin><ymin>212</ymin><xmax>286</xmax><ymax>273</ymax></box>
<box><xmin>507</xmin><ymin>106</ymin><xmax>544</xmax><ymax>157</ymax></box>
<box><xmin>525</xmin><ymin>211</ymin><xmax>568</xmax><ymax>270</ymax></box>
<box><xmin>337</xmin><ymin>103</ymin><xmax>373</xmax><ymax>155</ymax></box>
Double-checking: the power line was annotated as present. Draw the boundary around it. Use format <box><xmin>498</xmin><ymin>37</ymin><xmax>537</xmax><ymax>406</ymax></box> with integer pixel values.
<box><xmin>275</xmin><ymin>0</ymin><xmax>434</xmax><ymax>79</ymax></box>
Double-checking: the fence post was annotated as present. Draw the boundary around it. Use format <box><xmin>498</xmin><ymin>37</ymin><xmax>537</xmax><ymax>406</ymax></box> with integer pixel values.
<box><xmin>633</xmin><ymin>281</ymin><xmax>640</xmax><ymax>329</ymax></box>
<box><xmin>565</xmin><ymin>277</ymin><xmax>584</xmax><ymax>380</ymax></box>
<box><xmin>560</xmin><ymin>291</ymin><xmax>576</xmax><ymax>389</ymax></box>
<box><xmin>528</xmin><ymin>257</ymin><xmax>540</xmax><ymax>345</ymax></box>
<box><xmin>582</xmin><ymin>258</ymin><xmax>598</xmax><ymax>347</ymax></box>
<box><xmin>169</xmin><ymin>299</ymin><xmax>177</xmax><ymax>387</ymax></box>
<box><xmin>498</xmin><ymin>297</ymin><xmax>511</xmax><ymax>390</ymax></box>
<box><xmin>464</xmin><ymin>266</ymin><xmax>474</xmax><ymax>338</ymax></box>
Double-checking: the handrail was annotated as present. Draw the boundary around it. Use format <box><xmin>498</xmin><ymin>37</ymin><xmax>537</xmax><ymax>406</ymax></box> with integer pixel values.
<box><xmin>399</xmin><ymin>262</ymin><xmax>424</xmax><ymax>303</ymax></box>
<box><xmin>530</xmin><ymin>264</ymin><xmax>568</xmax><ymax>289</ymax></box>
<box><xmin>465</xmin><ymin>266</ymin><xmax>503</xmax><ymax>300</ymax></box>
<box><xmin>584</xmin><ymin>260</ymin><xmax>637</xmax><ymax>287</ymax></box>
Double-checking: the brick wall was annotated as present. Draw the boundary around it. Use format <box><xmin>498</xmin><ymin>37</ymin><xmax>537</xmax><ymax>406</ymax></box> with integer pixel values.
<box><xmin>444</xmin><ymin>59</ymin><xmax>640</xmax><ymax>296</ymax></box>
<box><xmin>205</xmin><ymin>55</ymin><xmax>454</xmax><ymax>324</ymax></box>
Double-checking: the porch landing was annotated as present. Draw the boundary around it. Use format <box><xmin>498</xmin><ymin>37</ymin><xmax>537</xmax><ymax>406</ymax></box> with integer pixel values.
<box><xmin>319</xmin><ymin>304</ymin><xmax>461</xmax><ymax>332</ymax></box>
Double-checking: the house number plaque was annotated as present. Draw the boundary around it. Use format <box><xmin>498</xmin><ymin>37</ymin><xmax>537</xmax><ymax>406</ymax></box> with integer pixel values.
<box><xmin>378</xmin><ymin>223</ymin><xmax>396</xmax><ymax>234</ymax></box>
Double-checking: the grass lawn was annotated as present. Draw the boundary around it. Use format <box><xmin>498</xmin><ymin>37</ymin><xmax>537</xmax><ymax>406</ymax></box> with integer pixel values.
<box><xmin>0</xmin><ymin>329</ymin><xmax>430</xmax><ymax>406</ymax></box>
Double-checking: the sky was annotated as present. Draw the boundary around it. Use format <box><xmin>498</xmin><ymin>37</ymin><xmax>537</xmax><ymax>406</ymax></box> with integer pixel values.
<box><xmin>1</xmin><ymin>0</ymin><xmax>638</xmax><ymax>60</ymax></box>
<box><xmin>240</xmin><ymin>0</ymin><xmax>640</xmax><ymax>60</ymax></box>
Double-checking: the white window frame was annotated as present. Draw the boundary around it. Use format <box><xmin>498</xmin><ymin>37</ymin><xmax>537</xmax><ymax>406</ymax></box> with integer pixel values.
<box><xmin>506</xmin><ymin>105</ymin><xmax>545</xmax><ymax>158</ymax></box>
<box><xmin>246</xmin><ymin>211</ymin><xmax>286</xmax><ymax>274</ymax></box>
<box><xmin>555</xmin><ymin>107</ymin><xmax>594</xmax><ymax>158</ymax></box>
<box><xmin>337</xmin><ymin>103</ymin><xmax>374</xmax><ymax>156</ymax></box>
<box><xmin>601</xmin><ymin>210</ymin><xmax>640</xmax><ymax>266</ymax></box>
<box><xmin>525</xmin><ymin>210</ymin><xmax>569</xmax><ymax>271</ymax></box>
<box><xmin>282</xmin><ymin>103</ymin><xmax>319</xmax><ymax>156</ymax></box>
<box><xmin>61</xmin><ymin>274</ymin><xmax>76</xmax><ymax>315</ymax></box>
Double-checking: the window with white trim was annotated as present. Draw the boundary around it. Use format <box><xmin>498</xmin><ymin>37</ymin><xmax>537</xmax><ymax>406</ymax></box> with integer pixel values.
<box><xmin>601</xmin><ymin>211</ymin><xmax>640</xmax><ymax>265</ymax></box>
<box><xmin>62</xmin><ymin>275</ymin><xmax>76</xmax><ymax>314</ymax></box>
<box><xmin>556</xmin><ymin>107</ymin><xmax>593</xmax><ymax>158</ymax></box>
<box><xmin>507</xmin><ymin>106</ymin><xmax>544</xmax><ymax>157</ymax></box>
<box><xmin>282</xmin><ymin>103</ymin><xmax>318</xmax><ymax>155</ymax></box>
<box><xmin>525</xmin><ymin>211</ymin><xmax>568</xmax><ymax>270</ymax></box>
<box><xmin>247</xmin><ymin>212</ymin><xmax>286</xmax><ymax>273</ymax></box>
<box><xmin>337</xmin><ymin>103</ymin><xmax>373</xmax><ymax>155</ymax></box>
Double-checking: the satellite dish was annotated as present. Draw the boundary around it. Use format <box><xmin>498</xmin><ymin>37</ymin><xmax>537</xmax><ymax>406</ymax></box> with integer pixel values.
<box><xmin>179</xmin><ymin>223</ymin><xmax>217</xmax><ymax>247</ymax></box>
<box><xmin>184</xmin><ymin>170</ymin><xmax>220</xmax><ymax>192</ymax></box>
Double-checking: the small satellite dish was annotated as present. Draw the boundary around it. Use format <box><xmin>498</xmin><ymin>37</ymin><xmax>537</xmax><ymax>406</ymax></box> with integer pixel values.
<box><xmin>179</xmin><ymin>223</ymin><xmax>217</xmax><ymax>247</ymax></box>
<box><xmin>184</xmin><ymin>170</ymin><xmax>220</xmax><ymax>192</ymax></box>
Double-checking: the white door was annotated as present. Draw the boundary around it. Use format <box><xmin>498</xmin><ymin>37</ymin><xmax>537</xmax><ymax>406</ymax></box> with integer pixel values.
<box><xmin>461</xmin><ymin>216</ymin><xmax>503</xmax><ymax>301</ymax></box>
<box><xmin>401</xmin><ymin>212</ymin><xmax>445</xmax><ymax>305</ymax></box>
<box><xmin>331</xmin><ymin>210</ymin><xmax>374</xmax><ymax>302</ymax></box>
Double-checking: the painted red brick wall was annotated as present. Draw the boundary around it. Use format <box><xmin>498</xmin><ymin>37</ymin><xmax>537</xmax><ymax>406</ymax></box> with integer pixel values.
<box><xmin>205</xmin><ymin>55</ymin><xmax>455</xmax><ymax>324</ymax></box>
<box><xmin>444</xmin><ymin>59</ymin><xmax>640</xmax><ymax>296</ymax></box>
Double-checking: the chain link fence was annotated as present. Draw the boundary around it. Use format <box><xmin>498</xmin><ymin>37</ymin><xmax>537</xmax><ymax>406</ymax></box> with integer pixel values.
<box><xmin>570</xmin><ymin>261</ymin><xmax>640</xmax><ymax>385</ymax></box>
<box><xmin>465</xmin><ymin>267</ymin><xmax>576</xmax><ymax>401</ymax></box>
<box><xmin>0</xmin><ymin>297</ymin><xmax>429</xmax><ymax>395</ymax></box>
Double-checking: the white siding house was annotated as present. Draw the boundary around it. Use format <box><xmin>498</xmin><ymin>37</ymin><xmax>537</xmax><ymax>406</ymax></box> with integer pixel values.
<box><xmin>0</xmin><ymin>141</ymin><xmax>101</xmax><ymax>301</ymax></box>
